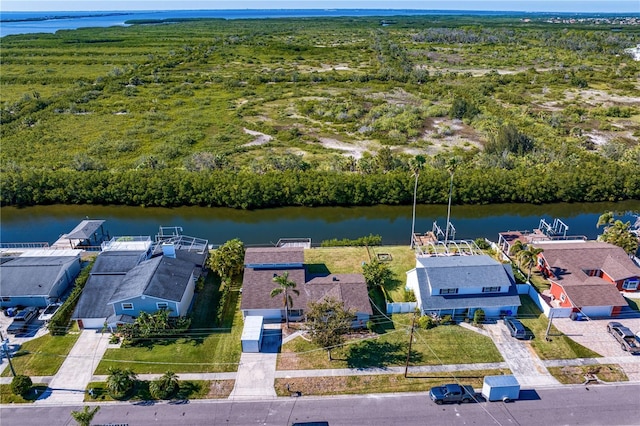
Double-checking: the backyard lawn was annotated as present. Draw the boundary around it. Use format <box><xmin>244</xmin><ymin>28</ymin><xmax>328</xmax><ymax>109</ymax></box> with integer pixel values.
<box><xmin>305</xmin><ymin>245</ymin><xmax>416</xmax><ymax>301</ymax></box>
<box><xmin>95</xmin><ymin>274</ymin><xmax>242</xmax><ymax>374</ymax></box>
<box><xmin>278</xmin><ymin>313</ymin><xmax>503</xmax><ymax>370</ymax></box>
<box><xmin>518</xmin><ymin>295</ymin><xmax>601</xmax><ymax>360</ymax></box>
<box><xmin>0</xmin><ymin>333</ymin><xmax>79</xmax><ymax>377</ymax></box>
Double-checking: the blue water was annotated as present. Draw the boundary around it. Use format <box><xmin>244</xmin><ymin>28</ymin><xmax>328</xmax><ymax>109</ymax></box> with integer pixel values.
<box><xmin>0</xmin><ymin>9</ymin><xmax>633</xmax><ymax>37</ymax></box>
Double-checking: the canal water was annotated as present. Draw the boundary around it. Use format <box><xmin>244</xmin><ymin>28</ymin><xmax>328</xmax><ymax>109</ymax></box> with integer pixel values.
<box><xmin>0</xmin><ymin>201</ymin><xmax>638</xmax><ymax>247</ymax></box>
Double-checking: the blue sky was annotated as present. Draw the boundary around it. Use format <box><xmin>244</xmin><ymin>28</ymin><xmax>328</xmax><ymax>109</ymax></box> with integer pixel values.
<box><xmin>2</xmin><ymin>1</ymin><xmax>638</xmax><ymax>13</ymax></box>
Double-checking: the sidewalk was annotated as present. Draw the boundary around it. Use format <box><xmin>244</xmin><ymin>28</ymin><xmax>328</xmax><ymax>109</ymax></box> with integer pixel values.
<box><xmin>480</xmin><ymin>322</ymin><xmax>560</xmax><ymax>387</ymax></box>
<box><xmin>34</xmin><ymin>329</ymin><xmax>110</xmax><ymax>405</ymax></box>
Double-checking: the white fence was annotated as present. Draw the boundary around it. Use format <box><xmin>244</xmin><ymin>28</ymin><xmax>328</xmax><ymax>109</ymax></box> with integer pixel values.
<box><xmin>386</xmin><ymin>302</ymin><xmax>418</xmax><ymax>314</ymax></box>
<box><xmin>517</xmin><ymin>283</ymin><xmax>572</xmax><ymax>318</ymax></box>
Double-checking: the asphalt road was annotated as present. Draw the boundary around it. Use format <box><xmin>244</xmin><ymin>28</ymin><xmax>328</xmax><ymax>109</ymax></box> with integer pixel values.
<box><xmin>2</xmin><ymin>384</ymin><xmax>639</xmax><ymax>426</ymax></box>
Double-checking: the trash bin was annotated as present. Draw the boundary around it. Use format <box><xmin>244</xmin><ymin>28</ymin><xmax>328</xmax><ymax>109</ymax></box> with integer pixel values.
<box><xmin>570</xmin><ymin>312</ymin><xmax>583</xmax><ymax>321</ymax></box>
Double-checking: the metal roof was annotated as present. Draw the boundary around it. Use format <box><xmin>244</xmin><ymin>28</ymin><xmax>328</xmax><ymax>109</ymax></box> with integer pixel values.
<box><xmin>0</xmin><ymin>256</ymin><xmax>80</xmax><ymax>298</ymax></box>
<box><xmin>63</xmin><ymin>220</ymin><xmax>105</xmax><ymax>240</ymax></box>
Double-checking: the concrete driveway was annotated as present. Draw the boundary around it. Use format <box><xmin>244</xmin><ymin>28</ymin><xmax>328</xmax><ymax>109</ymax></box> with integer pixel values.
<box><xmin>551</xmin><ymin>317</ymin><xmax>640</xmax><ymax>358</ymax></box>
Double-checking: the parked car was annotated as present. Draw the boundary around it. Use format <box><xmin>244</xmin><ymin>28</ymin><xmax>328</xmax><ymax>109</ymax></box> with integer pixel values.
<box><xmin>607</xmin><ymin>322</ymin><xmax>640</xmax><ymax>354</ymax></box>
<box><xmin>6</xmin><ymin>307</ymin><xmax>39</xmax><ymax>335</ymax></box>
<box><xmin>429</xmin><ymin>384</ymin><xmax>476</xmax><ymax>404</ymax></box>
<box><xmin>504</xmin><ymin>317</ymin><xmax>528</xmax><ymax>339</ymax></box>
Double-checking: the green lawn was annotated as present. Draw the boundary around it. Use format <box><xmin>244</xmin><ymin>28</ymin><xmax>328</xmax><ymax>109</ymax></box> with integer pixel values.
<box><xmin>0</xmin><ymin>383</ymin><xmax>48</xmax><ymax>403</ymax></box>
<box><xmin>95</xmin><ymin>275</ymin><xmax>242</xmax><ymax>374</ymax></box>
<box><xmin>0</xmin><ymin>333</ymin><xmax>79</xmax><ymax>377</ymax></box>
<box><xmin>518</xmin><ymin>295</ymin><xmax>602</xmax><ymax>360</ymax></box>
<box><xmin>624</xmin><ymin>297</ymin><xmax>639</xmax><ymax>312</ymax></box>
<box><xmin>304</xmin><ymin>245</ymin><xmax>416</xmax><ymax>301</ymax></box>
<box><xmin>278</xmin><ymin>313</ymin><xmax>503</xmax><ymax>370</ymax></box>
<box><xmin>84</xmin><ymin>379</ymin><xmax>232</xmax><ymax>401</ymax></box>
<box><xmin>275</xmin><ymin>369</ymin><xmax>510</xmax><ymax>397</ymax></box>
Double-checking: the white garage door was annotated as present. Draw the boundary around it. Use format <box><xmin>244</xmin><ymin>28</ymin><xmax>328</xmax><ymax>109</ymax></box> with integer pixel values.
<box><xmin>78</xmin><ymin>318</ymin><xmax>106</xmax><ymax>329</ymax></box>
<box><xmin>579</xmin><ymin>306</ymin><xmax>612</xmax><ymax>318</ymax></box>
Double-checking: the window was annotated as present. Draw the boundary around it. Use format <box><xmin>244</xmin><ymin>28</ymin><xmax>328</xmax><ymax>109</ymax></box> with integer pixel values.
<box><xmin>121</xmin><ymin>303</ymin><xmax>134</xmax><ymax>310</ymax></box>
<box><xmin>559</xmin><ymin>293</ymin><xmax>566</xmax><ymax>303</ymax></box>
<box><xmin>622</xmin><ymin>279</ymin><xmax>639</xmax><ymax>290</ymax></box>
<box><xmin>289</xmin><ymin>309</ymin><xmax>303</xmax><ymax>317</ymax></box>
<box><xmin>156</xmin><ymin>302</ymin><xmax>169</xmax><ymax>310</ymax></box>
<box><xmin>482</xmin><ymin>286</ymin><xmax>501</xmax><ymax>293</ymax></box>
<box><xmin>439</xmin><ymin>288</ymin><xmax>458</xmax><ymax>295</ymax></box>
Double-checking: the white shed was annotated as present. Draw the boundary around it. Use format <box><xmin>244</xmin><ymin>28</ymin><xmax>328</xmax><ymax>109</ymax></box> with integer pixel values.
<box><xmin>241</xmin><ymin>315</ymin><xmax>264</xmax><ymax>353</ymax></box>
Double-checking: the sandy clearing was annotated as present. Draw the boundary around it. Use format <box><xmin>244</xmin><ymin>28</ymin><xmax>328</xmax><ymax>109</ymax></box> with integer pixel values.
<box><xmin>317</xmin><ymin>137</ymin><xmax>369</xmax><ymax>159</ymax></box>
<box><xmin>243</xmin><ymin>128</ymin><xmax>273</xmax><ymax>147</ymax></box>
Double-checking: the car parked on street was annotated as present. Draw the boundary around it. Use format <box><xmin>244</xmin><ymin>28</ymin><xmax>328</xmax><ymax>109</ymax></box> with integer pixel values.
<box><xmin>6</xmin><ymin>306</ymin><xmax>39</xmax><ymax>335</ymax></box>
<box><xmin>607</xmin><ymin>322</ymin><xmax>640</xmax><ymax>354</ymax></box>
<box><xmin>504</xmin><ymin>317</ymin><xmax>528</xmax><ymax>339</ymax></box>
<box><xmin>429</xmin><ymin>384</ymin><xmax>476</xmax><ymax>404</ymax></box>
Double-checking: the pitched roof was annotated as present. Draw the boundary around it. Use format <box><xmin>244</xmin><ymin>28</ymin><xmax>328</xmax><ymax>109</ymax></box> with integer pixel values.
<box><xmin>0</xmin><ymin>256</ymin><xmax>79</xmax><ymax>298</ymax></box>
<box><xmin>64</xmin><ymin>220</ymin><xmax>105</xmax><ymax>240</ymax></box>
<box><xmin>417</xmin><ymin>255</ymin><xmax>515</xmax><ymax>290</ymax></box>
<box><xmin>534</xmin><ymin>241</ymin><xmax>640</xmax><ymax>285</ymax></box>
<box><xmin>73</xmin><ymin>274</ymin><xmax>125</xmax><ymax>319</ymax></box>
<box><xmin>109</xmin><ymin>255</ymin><xmax>195</xmax><ymax>303</ymax></box>
<box><xmin>240</xmin><ymin>268</ymin><xmax>372</xmax><ymax>315</ymax></box>
<box><xmin>91</xmin><ymin>251</ymin><xmax>146</xmax><ymax>274</ymax></box>
<box><xmin>410</xmin><ymin>254</ymin><xmax>520</xmax><ymax>312</ymax></box>
<box><xmin>240</xmin><ymin>268</ymin><xmax>307</xmax><ymax>310</ymax></box>
<box><xmin>244</xmin><ymin>247</ymin><xmax>304</xmax><ymax>266</ymax></box>
<box><xmin>561</xmin><ymin>282</ymin><xmax>628</xmax><ymax>307</ymax></box>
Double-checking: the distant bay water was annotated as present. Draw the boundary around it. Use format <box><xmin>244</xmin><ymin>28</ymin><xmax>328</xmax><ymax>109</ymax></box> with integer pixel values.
<box><xmin>0</xmin><ymin>9</ymin><xmax>630</xmax><ymax>37</ymax></box>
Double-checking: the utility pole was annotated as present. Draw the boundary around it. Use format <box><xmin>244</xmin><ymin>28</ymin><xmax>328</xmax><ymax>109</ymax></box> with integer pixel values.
<box><xmin>404</xmin><ymin>313</ymin><xmax>417</xmax><ymax>378</ymax></box>
<box><xmin>545</xmin><ymin>311</ymin><xmax>554</xmax><ymax>341</ymax></box>
<box><xmin>0</xmin><ymin>330</ymin><xmax>16</xmax><ymax>377</ymax></box>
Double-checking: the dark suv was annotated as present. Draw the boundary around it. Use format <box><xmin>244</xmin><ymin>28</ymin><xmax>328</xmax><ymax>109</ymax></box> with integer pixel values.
<box><xmin>504</xmin><ymin>317</ymin><xmax>528</xmax><ymax>339</ymax></box>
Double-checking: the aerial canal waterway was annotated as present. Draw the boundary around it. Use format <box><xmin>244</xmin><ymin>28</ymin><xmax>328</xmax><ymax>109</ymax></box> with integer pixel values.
<box><xmin>1</xmin><ymin>201</ymin><xmax>638</xmax><ymax>247</ymax></box>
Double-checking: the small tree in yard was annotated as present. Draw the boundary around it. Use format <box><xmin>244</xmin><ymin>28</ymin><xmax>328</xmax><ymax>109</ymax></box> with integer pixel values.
<box><xmin>473</xmin><ymin>309</ymin><xmax>485</xmax><ymax>325</ymax></box>
<box><xmin>271</xmin><ymin>271</ymin><xmax>300</xmax><ymax>328</ymax></box>
<box><xmin>11</xmin><ymin>375</ymin><xmax>32</xmax><ymax>397</ymax></box>
<box><xmin>305</xmin><ymin>298</ymin><xmax>354</xmax><ymax>361</ymax></box>
<box><xmin>106</xmin><ymin>367</ymin><xmax>137</xmax><ymax>399</ymax></box>
<box><xmin>71</xmin><ymin>406</ymin><xmax>100</xmax><ymax>426</ymax></box>
<box><xmin>150</xmin><ymin>371</ymin><xmax>179</xmax><ymax>399</ymax></box>
<box><xmin>208</xmin><ymin>238</ymin><xmax>245</xmax><ymax>285</ymax></box>
<box><xmin>362</xmin><ymin>259</ymin><xmax>393</xmax><ymax>290</ymax></box>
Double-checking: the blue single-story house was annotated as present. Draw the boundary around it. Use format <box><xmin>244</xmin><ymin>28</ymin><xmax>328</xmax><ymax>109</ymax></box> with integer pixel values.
<box><xmin>108</xmin><ymin>255</ymin><xmax>197</xmax><ymax>318</ymax></box>
<box><xmin>1</xmin><ymin>254</ymin><xmax>82</xmax><ymax>308</ymax></box>
<box><xmin>406</xmin><ymin>254</ymin><xmax>521</xmax><ymax>319</ymax></box>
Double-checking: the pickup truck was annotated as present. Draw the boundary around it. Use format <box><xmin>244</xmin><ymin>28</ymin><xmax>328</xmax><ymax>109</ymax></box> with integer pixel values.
<box><xmin>6</xmin><ymin>307</ymin><xmax>38</xmax><ymax>335</ymax></box>
<box><xmin>607</xmin><ymin>322</ymin><xmax>640</xmax><ymax>354</ymax></box>
<box><xmin>429</xmin><ymin>384</ymin><xmax>476</xmax><ymax>404</ymax></box>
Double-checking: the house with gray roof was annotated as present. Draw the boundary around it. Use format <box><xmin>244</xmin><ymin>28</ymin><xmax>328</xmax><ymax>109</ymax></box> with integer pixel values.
<box><xmin>108</xmin><ymin>255</ymin><xmax>197</xmax><ymax>318</ymax></box>
<box><xmin>240</xmin><ymin>247</ymin><xmax>372</xmax><ymax>326</ymax></box>
<box><xmin>0</xmin><ymin>254</ymin><xmax>82</xmax><ymax>308</ymax></box>
<box><xmin>72</xmin><ymin>250</ymin><xmax>149</xmax><ymax>329</ymax></box>
<box><xmin>72</xmin><ymin>231</ymin><xmax>207</xmax><ymax>329</ymax></box>
<box><xmin>406</xmin><ymin>254</ymin><xmax>521</xmax><ymax>319</ymax></box>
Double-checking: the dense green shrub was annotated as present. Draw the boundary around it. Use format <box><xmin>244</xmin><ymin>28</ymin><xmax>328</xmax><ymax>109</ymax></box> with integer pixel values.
<box><xmin>48</xmin><ymin>259</ymin><xmax>95</xmax><ymax>335</ymax></box>
<box><xmin>473</xmin><ymin>309</ymin><xmax>486</xmax><ymax>325</ymax></box>
<box><xmin>11</xmin><ymin>375</ymin><xmax>32</xmax><ymax>396</ymax></box>
<box><xmin>321</xmin><ymin>234</ymin><xmax>383</xmax><ymax>247</ymax></box>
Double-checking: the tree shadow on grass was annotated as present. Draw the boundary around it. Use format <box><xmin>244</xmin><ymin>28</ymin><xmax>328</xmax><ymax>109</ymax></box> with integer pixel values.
<box><xmin>175</xmin><ymin>381</ymin><xmax>202</xmax><ymax>400</ymax></box>
<box><xmin>346</xmin><ymin>340</ymin><xmax>422</xmax><ymax>369</ymax></box>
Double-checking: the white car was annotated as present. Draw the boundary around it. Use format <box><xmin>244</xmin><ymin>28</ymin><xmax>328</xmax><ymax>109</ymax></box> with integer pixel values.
<box><xmin>38</xmin><ymin>303</ymin><xmax>61</xmax><ymax>322</ymax></box>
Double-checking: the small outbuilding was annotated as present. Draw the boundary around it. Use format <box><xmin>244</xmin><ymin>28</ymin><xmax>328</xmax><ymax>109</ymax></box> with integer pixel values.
<box><xmin>241</xmin><ymin>315</ymin><xmax>264</xmax><ymax>353</ymax></box>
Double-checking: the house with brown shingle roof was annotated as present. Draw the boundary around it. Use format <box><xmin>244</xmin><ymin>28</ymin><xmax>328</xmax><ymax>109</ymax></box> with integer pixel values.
<box><xmin>533</xmin><ymin>241</ymin><xmax>637</xmax><ymax>318</ymax></box>
<box><xmin>240</xmin><ymin>247</ymin><xmax>372</xmax><ymax>327</ymax></box>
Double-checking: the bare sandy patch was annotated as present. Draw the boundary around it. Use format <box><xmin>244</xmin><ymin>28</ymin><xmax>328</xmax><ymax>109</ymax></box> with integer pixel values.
<box><xmin>316</xmin><ymin>137</ymin><xmax>370</xmax><ymax>159</ymax></box>
<box><xmin>564</xmin><ymin>89</ymin><xmax>640</xmax><ymax>105</ymax></box>
<box><xmin>243</xmin><ymin>128</ymin><xmax>273</xmax><ymax>147</ymax></box>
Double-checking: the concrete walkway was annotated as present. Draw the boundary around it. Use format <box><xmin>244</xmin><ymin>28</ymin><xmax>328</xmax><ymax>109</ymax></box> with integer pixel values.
<box><xmin>481</xmin><ymin>322</ymin><xmax>560</xmax><ymax>387</ymax></box>
<box><xmin>34</xmin><ymin>330</ymin><xmax>110</xmax><ymax>405</ymax></box>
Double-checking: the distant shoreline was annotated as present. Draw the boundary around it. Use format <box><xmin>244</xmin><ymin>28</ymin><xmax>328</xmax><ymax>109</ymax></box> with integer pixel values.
<box><xmin>2</xmin><ymin>9</ymin><xmax>638</xmax><ymax>23</ymax></box>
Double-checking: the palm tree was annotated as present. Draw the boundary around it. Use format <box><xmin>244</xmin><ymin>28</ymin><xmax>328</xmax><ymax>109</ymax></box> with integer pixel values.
<box><xmin>71</xmin><ymin>406</ymin><xmax>100</xmax><ymax>426</ymax></box>
<box><xmin>106</xmin><ymin>367</ymin><xmax>137</xmax><ymax>399</ymax></box>
<box><xmin>271</xmin><ymin>271</ymin><xmax>300</xmax><ymax>327</ymax></box>
<box><xmin>517</xmin><ymin>246</ymin><xmax>544</xmax><ymax>283</ymax></box>
<box><xmin>149</xmin><ymin>371</ymin><xmax>179</xmax><ymax>399</ymax></box>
